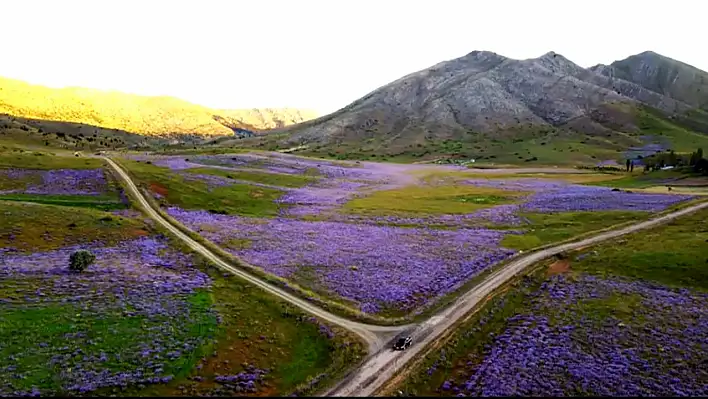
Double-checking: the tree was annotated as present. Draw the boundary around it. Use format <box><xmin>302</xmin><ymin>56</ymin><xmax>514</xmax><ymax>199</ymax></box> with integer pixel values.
<box><xmin>69</xmin><ymin>250</ymin><xmax>96</xmax><ymax>272</ymax></box>
<box><xmin>689</xmin><ymin>148</ymin><xmax>705</xmax><ymax>166</ymax></box>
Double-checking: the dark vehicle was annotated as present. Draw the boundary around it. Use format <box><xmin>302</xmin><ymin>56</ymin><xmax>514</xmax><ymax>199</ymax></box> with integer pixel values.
<box><xmin>393</xmin><ymin>336</ymin><xmax>412</xmax><ymax>351</ymax></box>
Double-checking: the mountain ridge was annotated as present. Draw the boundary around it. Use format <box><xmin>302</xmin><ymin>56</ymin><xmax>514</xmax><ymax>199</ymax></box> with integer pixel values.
<box><xmin>0</xmin><ymin>76</ymin><xmax>319</xmax><ymax>138</ymax></box>
<box><xmin>268</xmin><ymin>50</ymin><xmax>708</xmax><ymax>164</ymax></box>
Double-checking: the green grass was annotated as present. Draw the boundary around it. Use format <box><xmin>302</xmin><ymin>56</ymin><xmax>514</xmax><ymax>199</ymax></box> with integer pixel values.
<box><xmin>132</xmin><ymin>260</ymin><xmax>366</xmax><ymax>397</ymax></box>
<box><xmin>0</xmin><ymin>152</ymin><xmax>104</xmax><ymax>169</ymax></box>
<box><xmin>119</xmin><ymin>159</ymin><xmax>285</xmax><ymax>217</ymax></box>
<box><xmin>0</xmin><ymin>291</ymin><xmax>218</xmax><ymax>394</ymax></box>
<box><xmin>0</xmin><ymin>193</ymin><xmax>127</xmax><ymax>211</ymax></box>
<box><xmin>185</xmin><ymin>167</ymin><xmax>318</xmax><ymax>188</ymax></box>
<box><xmin>571</xmin><ymin>207</ymin><xmax>708</xmax><ymax>290</ymax></box>
<box><xmin>636</xmin><ymin>106</ymin><xmax>708</xmax><ymax>152</ymax></box>
<box><xmin>0</xmin><ymin>201</ymin><xmax>146</xmax><ymax>251</ymax></box>
<box><xmin>500</xmin><ymin>211</ymin><xmax>646</xmax><ymax>250</ymax></box>
<box><xmin>343</xmin><ymin>184</ymin><xmax>528</xmax><ymax>217</ymax></box>
<box><xmin>588</xmin><ymin>170</ymin><xmax>705</xmax><ymax>189</ymax></box>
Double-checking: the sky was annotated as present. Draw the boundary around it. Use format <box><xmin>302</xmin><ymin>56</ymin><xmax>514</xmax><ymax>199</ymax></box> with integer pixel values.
<box><xmin>0</xmin><ymin>0</ymin><xmax>704</xmax><ymax>115</ymax></box>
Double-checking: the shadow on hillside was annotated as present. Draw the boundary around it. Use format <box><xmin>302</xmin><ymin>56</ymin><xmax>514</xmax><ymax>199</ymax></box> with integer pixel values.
<box><xmin>0</xmin><ymin>114</ymin><xmax>208</xmax><ymax>151</ymax></box>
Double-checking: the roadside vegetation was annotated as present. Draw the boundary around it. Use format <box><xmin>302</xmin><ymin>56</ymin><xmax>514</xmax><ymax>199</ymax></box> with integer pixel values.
<box><xmin>118</xmin><ymin>159</ymin><xmax>285</xmax><ymax>217</ymax></box>
<box><xmin>389</xmin><ymin>207</ymin><xmax>708</xmax><ymax>396</ymax></box>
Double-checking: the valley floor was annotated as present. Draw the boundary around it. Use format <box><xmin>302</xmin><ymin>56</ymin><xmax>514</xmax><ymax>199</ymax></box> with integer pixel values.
<box><xmin>117</xmin><ymin>150</ymin><xmax>701</xmax><ymax>320</ymax></box>
<box><xmin>2</xmin><ymin>148</ymin><xmax>706</xmax><ymax>396</ymax></box>
<box><xmin>0</xmin><ymin>152</ymin><xmax>364</xmax><ymax>397</ymax></box>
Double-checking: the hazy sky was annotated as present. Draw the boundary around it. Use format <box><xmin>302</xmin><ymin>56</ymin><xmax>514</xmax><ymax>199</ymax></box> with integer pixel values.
<box><xmin>1</xmin><ymin>0</ymin><xmax>703</xmax><ymax>114</ymax></box>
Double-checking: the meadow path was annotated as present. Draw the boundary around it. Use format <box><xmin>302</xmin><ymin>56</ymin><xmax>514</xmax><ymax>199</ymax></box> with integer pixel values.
<box><xmin>104</xmin><ymin>155</ymin><xmax>708</xmax><ymax>397</ymax></box>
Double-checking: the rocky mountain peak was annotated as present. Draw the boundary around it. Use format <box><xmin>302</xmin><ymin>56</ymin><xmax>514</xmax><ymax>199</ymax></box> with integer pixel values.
<box><xmin>535</xmin><ymin>51</ymin><xmax>585</xmax><ymax>76</ymax></box>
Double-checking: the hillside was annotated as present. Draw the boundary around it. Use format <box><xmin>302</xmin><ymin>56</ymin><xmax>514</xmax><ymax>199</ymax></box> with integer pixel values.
<box><xmin>0</xmin><ymin>76</ymin><xmax>318</xmax><ymax>138</ymax></box>
<box><xmin>591</xmin><ymin>51</ymin><xmax>708</xmax><ymax>110</ymax></box>
<box><xmin>270</xmin><ymin>51</ymin><xmax>708</xmax><ymax>164</ymax></box>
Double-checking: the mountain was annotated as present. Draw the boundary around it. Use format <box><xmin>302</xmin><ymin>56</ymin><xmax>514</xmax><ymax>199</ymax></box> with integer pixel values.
<box><xmin>591</xmin><ymin>51</ymin><xmax>708</xmax><ymax>110</ymax></box>
<box><xmin>0</xmin><ymin>76</ymin><xmax>318</xmax><ymax>138</ymax></box>
<box><xmin>271</xmin><ymin>51</ymin><xmax>708</xmax><ymax>164</ymax></box>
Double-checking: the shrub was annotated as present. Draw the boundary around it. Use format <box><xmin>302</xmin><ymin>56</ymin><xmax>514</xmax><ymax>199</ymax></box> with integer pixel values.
<box><xmin>69</xmin><ymin>250</ymin><xmax>96</xmax><ymax>272</ymax></box>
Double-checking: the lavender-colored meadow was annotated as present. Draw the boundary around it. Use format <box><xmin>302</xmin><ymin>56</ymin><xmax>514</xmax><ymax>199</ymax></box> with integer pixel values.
<box><xmin>0</xmin><ymin>168</ymin><xmax>109</xmax><ymax>196</ymax></box>
<box><xmin>137</xmin><ymin>153</ymin><xmax>696</xmax><ymax>315</ymax></box>
<box><xmin>465</xmin><ymin>178</ymin><xmax>693</xmax><ymax>213</ymax></box>
<box><xmin>434</xmin><ymin>275</ymin><xmax>708</xmax><ymax>396</ymax></box>
<box><xmin>167</xmin><ymin>207</ymin><xmax>516</xmax><ymax>314</ymax></box>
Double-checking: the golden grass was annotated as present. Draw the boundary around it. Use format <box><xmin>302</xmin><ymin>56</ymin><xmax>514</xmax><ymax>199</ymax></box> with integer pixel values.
<box><xmin>0</xmin><ymin>76</ymin><xmax>318</xmax><ymax>137</ymax></box>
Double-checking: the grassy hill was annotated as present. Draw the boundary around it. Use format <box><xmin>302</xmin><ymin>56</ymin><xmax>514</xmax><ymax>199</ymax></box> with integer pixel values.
<box><xmin>0</xmin><ymin>76</ymin><xmax>318</xmax><ymax>138</ymax></box>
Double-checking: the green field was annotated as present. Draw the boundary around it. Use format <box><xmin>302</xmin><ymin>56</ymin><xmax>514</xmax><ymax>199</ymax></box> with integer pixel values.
<box><xmin>0</xmin><ymin>201</ymin><xmax>145</xmax><ymax>252</ymax></box>
<box><xmin>499</xmin><ymin>211</ymin><xmax>646</xmax><ymax>250</ymax></box>
<box><xmin>343</xmin><ymin>184</ymin><xmax>528</xmax><ymax>217</ymax></box>
<box><xmin>185</xmin><ymin>167</ymin><xmax>318</xmax><ymax>188</ymax></box>
<box><xmin>119</xmin><ymin>159</ymin><xmax>286</xmax><ymax>217</ymax></box>
<box><xmin>0</xmin><ymin>193</ymin><xmax>126</xmax><ymax>211</ymax></box>
<box><xmin>0</xmin><ymin>151</ymin><xmax>104</xmax><ymax>169</ymax></box>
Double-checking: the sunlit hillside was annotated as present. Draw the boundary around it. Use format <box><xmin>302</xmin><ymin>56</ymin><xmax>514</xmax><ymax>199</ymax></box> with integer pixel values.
<box><xmin>0</xmin><ymin>77</ymin><xmax>318</xmax><ymax>137</ymax></box>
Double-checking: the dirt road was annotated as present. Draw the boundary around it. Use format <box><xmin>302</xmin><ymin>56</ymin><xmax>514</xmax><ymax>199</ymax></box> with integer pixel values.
<box><xmin>105</xmin><ymin>155</ymin><xmax>708</xmax><ymax>397</ymax></box>
<box><xmin>104</xmin><ymin>157</ymin><xmax>407</xmax><ymax>353</ymax></box>
<box><xmin>323</xmin><ymin>200</ymin><xmax>708</xmax><ymax>397</ymax></box>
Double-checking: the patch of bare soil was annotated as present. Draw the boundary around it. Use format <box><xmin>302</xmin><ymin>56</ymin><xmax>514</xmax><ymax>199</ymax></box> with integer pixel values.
<box><xmin>149</xmin><ymin>182</ymin><xmax>169</xmax><ymax>197</ymax></box>
<box><xmin>547</xmin><ymin>259</ymin><xmax>571</xmax><ymax>276</ymax></box>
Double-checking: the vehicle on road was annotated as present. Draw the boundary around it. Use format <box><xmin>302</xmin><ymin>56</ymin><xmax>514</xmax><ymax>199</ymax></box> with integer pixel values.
<box><xmin>393</xmin><ymin>336</ymin><xmax>412</xmax><ymax>351</ymax></box>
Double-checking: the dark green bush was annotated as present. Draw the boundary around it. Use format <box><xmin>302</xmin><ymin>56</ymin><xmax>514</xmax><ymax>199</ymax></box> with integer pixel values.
<box><xmin>69</xmin><ymin>250</ymin><xmax>96</xmax><ymax>272</ymax></box>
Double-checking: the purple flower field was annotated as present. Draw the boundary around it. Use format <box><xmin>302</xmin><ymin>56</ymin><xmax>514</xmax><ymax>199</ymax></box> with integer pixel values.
<box><xmin>465</xmin><ymin>178</ymin><xmax>693</xmax><ymax>213</ymax></box>
<box><xmin>0</xmin><ymin>236</ymin><xmax>219</xmax><ymax>396</ymax></box>
<box><xmin>167</xmin><ymin>207</ymin><xmax>516</xmax><ymax>314</ymax></box>
<box><xmin>0</xmin><ymin>168</ymin><xmax>109</xmax><ymax>196</ymax></box>
<box><xmin>126</xmin><ymin>153</ymin><xmax>698</xmax><ymax>318</ymax></box>
<box><xmin>436</xmin><ymin>275</ymin><xmax>708</xmax><ymax>396</ymax></box>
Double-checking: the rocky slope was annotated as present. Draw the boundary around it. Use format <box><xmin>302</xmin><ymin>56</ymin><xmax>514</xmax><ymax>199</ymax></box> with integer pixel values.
<box><xmin>0</xmin><ymin>76</ymin><xmax>318</xmax><ymax>137</ymax></box>
<box><xmin>273</xmin><ymin>50</ymin><xmax>708</xmax><ymax>163</ymax></box>
<box><xmin>591</xmin><ymin>51</ymin><xmax>708</xmax><ymax>110</ymax></box>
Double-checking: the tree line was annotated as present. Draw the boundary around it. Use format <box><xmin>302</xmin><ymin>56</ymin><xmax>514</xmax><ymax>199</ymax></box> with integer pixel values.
<box><xmin>640</xmin><ymin>148</ymin><xmax>707</xmax><ymax>174</ymax></box>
